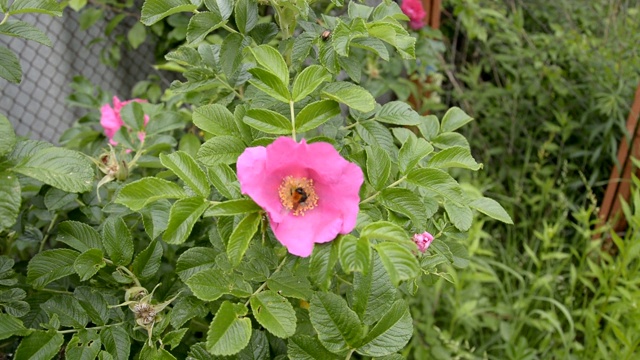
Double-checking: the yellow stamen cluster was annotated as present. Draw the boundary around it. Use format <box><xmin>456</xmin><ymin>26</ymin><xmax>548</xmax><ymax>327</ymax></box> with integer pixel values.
<box><xmin>278</xmin><ymin>176</ymin><xmax>319</xmax><ymax>216</ymax></box>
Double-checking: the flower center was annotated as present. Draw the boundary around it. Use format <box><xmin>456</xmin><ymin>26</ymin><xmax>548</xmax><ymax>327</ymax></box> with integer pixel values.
<box><xmin>278</xmin><ymin>176</ymin><xmax>319</xmax><ymax>216</ymax></box>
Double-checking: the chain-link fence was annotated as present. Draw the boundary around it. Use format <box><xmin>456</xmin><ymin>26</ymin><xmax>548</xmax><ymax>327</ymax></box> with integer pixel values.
<box><xmin>0</xmin><ymin>8</ymin><xmax>156</xmax><ymax>143</ymax></box>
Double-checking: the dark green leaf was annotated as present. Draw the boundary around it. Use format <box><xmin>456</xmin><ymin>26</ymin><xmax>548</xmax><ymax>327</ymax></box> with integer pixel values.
<box><xmin>296</xmin><ymin>100</ymin><xmax>341</xmax><ymax>133</ymax></box>
<box><xmin>0</xmin><ymin>171</ymin><xmax>20</xmax><ymax>231</ymax></box>
<box><xmin>0</xmin><ymin>114</ymin><xmax>16</xmax><ymax>156</ymax></box>
<box><xmin>407</xmin><ymin>168</ymin><xmax>467</xmax><ymax>204</ymax></box>
<box><xmin>207</xmin><ymin>164</ymin><xmax>241</xmax><ymax>199</ymax></box>
<box><xmin>41</xmin><ymin>295</ymin><xmax>89</xmax><ymax>327</ymax></box>
<box><xmin>356</xmin><ymin>300</ymin><xmax>412</xmax><ymax>356</ymax></box>
<box><xmin>398</xmin><ymin>134</ymin><xmax>433</xmax><ymax>174</ymax></box>
<box><xmin>204</xmin><ymin>0</ymin><xmax>233</xmax><ymax>20</ymax></box>
<box><xmin>12</xmin><ymin>147</ymin><xmax>93</xmax><ymax>193</ymax></box>
<box><xmin>250</xmin><ymin>290</ymin><xmax>296</xmax><ymax>338</ymax></box>
<box><xmin>379</xmin><ymin>188</ymin><xmax>428</xmax><ymax>226</ymax></box>
<box><xmin>57</xmin><ymin>220</ymin><xmax>102</xmax><ymax>253</ymax></box>
<box><xmin>102</xmin><ymin>217</ymin><xmax>133</xmax><ymax>266</ymax></box>
<box><xmin>0</xmin><ymin>20</ymin><xmax>51</xmax><ymax>46</ymax></box>
<box><xmin>267</xmin><ymin>270</ymin><xmax>312</xmax><ymax>300</ymax></box>
<box><xmin>140</xmin><ymin>199</ymin><xmax>172</xmax><ymax>240</ymax></box>
<box><xmin>187</xmin><ymin>11</ymin><xmax>225</xmax><ymax>44</ymax></box>
<box><xmin>131</xmin><ymin>240</ymin><xmax>163</xmax><ymax>280</ymax></box>
<box><xmin>204</xmin><ymin>199</ymin><xmax>261</xmax><ymax>217</ymax></box>
<box><xmin>428</xmin><ymin>146</ymin><xmax>482</xmax><ymax>170</ymax></box>
<box><xmin>338</xmin><ymin>235</ymin><xmax>371</xmax><ymax>274</ymax></box>
<box><xmin>13</xmin><ymin>330</ymin><xmax>63</xmax><ymax>360</ymax></box>
<box><xmin>360</xmin><ymin>221</ymin><xmax>408</xmax><ymax>243</ymax></box>
<box><xmin>287</xmin><ymin>335</ymin><xmax>340</xmax><ymax>360</ymax></box>
<box><xmin>74</xmin><ymin>249</ymin><xmax>106</xmax><ymax>281</ymax></box>
<box><xmin>44</xmin><ymin>188</ymin><xmax>77</xmax><ymax>211</ymax></box>
<box><xmin>75</xmin><ymin>287</ymin><xmax>109</xmax><ymax>326</ymax></box>
<box><xmin>365</xmin><ymin>146</ymin><xmax>391</xmax><ymax>190</ymax></box>
<box><xmin>309</xmin><ymin>292</ymin><xmax>363</xmax><ymax>353</ymax></box>
<box><xmin>0</xmin><ymin>314</ymin><xmax>30</xmax><ymax>340</ymax></box>
<box><xmin>309</xmin><ymin>242</ymin><xmax>339</xmax><ymax>291</ymax></box>
<box><xmin>351</xmin><ymin>253</ymin><xmax>396</xmax><ymax>325</ymax></box>
<box><xmin>227</xmin><ymin>212</ymin><xmax>261</xmax><ymax>267</ymax></box>
<box><xmin>141</xmin><ymin>0</ymin><xmax>197</xmax><ymax>25</ymax></box>
<box><xmin>176</xmin><ymin>247</ymin><xmax>219</xmax><ymax>282</ymax></box>
<box><xmin>101</xmin><ymin>326</ymin><xmax>130</xmax><ymax>360</ymax></box>
<box><xmin>373</xmin><ymin>242</ymin><xmax>420</xmax><ymax>285</ymax></box>
<box><xmin>443</xmin><ymin>201</ymin><xmax>473</xmax><ymax>231</ymax></box>
<box><xmin>27</xmin><ymin>249</ymin><xmax>78</xmax><ymax>289</ymax></box>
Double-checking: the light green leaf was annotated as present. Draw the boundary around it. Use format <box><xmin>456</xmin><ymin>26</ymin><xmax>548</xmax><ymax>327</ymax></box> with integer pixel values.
<box><xmin>139</xmin><ymin>199</ymin><xmax>171</xmax><ymax>240</ymax></box>
<box><xmin>74</xmin><ymin>249</ymin><xmax>106</xmax><ymax>281</ymax></box>
<box><xmin>296</xmin><ymin>100</ymin><xmax>341</xmax><ymax>133</ymax></box>
<box><xmin>14</xmin><ymin>330</ymin><xmax>63</xmax><ymax>360</ymax></box>
<box><xmin>356</xmin><ymin>121</ymin><xmax>395</xmax><ymax>154</ymax></box>
<box><xmin>428</xmin><ymin>146</ymin><xmax>482</xmax><ymax>170</ymax></box>
<box><xmin>141</xmin><ymin>0</ymin><xmax>197</xmax><ymax>25</ymax></box>
<box><xmin>56</xmin><ymin>220</ymin><xmax>102</xmax><ymax>253</ymax></box>
<box><xmin>440</xmin><ymin>107</ymin><xmax>473</xmax><ymax>132</ymax></box>
<box><xmin>379</xmin><ymin>188</ymin><xmax>428</xmax><ymax>226</ymax></box>
<box><xmin>0</xmin><ymin>46</ymin><xmax>21</xmax><ymax>83</ymax></box>
<box><xmin>267</xmin><ymin>270</ymin><xmax>313</xmax><ymax>300</ymax></box>
<box><xmin>127</xmin><ymin>22</ymin><xmax>146</xmax><ymax>49</ymax></box>
<box><xmin>160</xmin><ymin>151</ymin><xmax>210</xmax><ymax>197</ymax></box>
<box><xmin>373</xmin><ymin>242</ymin><xmax>420</xmax><ymax>285</ymax></box>
<box><xmin>206</xmin><ymin>301</ymin><xmax>252</xmax><ymax>356</ymax></box>
<box><xmin>351</xmin><ymin>253</ymin><xmax>396</xmax><ymax>325</ymax></box>
<box><xmin>309</xmin><ymin>242</ymin><xmax>339</xmax><ymax>291</ymax></box>
<box><xmin>101</xmin><ymin>217</ymin><xmax>133</xmax><ymax>266</ymax></box>
<box><xmin>176</xmin><ymin>247</ymin><xmax>219</xmax><ymax>282</ymax></box>
<box><xmin>27</xmin><ymin>249</ymin><xmax>78</xmax><ymax>289</ymax></box>
<box><xmin>407</xmin><ymin>168</ymin><xmax>467</xmax><ymax>204</ymax></box>
<box><xmin>432</xmin><ymin>132</ymin><xmax>470</xmax><ymax>149</ymax></box>
<box><xmin>204</xmin><ymin>0</ymin><xmax>233</xmax><ymax>20</ymax></box>
<box><xmin>131</xmin><ymin>240</ymin><xmax>163</xmax><ymax>280</ymax></box>
<box><xmin>0</xmin><ymin>20</ymin><xmax>51</xmax><ymax>46</ymax></box>
<box><xmin>309</xmin><ymin>292</ymin><xmax>363</xmax><ymax>353</ymax></box>
<box><xmin>321</xmin><ymin>82</ymin><xmax>375</xmax><ymax>113</ymax></box>
<box><xmin>250</xmin><ymin>290</ymin><xmax>296</xmax><ymax>338</ymax></box>
<box><xmin>375</xmin><ymin>101</ymin><xmax>421</xmax><ymax>125</ymax></box>
<box><xmin>0</xmin><ymin>314</ymin><xmax>30</xmax><ymax>340</ymax></box>
<box><xmin>41</xmin><ymin>295</ymin><xmax>89</xmax><ymax>327</ymax></box>
<box><xmin>243</xmin><ymin>108</ymin><xmax>292</xmax><ymax>135</ymax></box>
<box><xmin>356</xmin><ymin>300</ymin><xmax>412</xmax><ymax>356</ymax></box>
<box><xmin>469</xmin><ymin>197</ymin><xmax>513</xmax><ymax>224</ymax></box>
<box><xmin>365</xmin><ymin>146</ymin><xmax>391</xmax><ymax>190</ymax></box>
<box><xmin>338</xmin><ymin>235</ymin><xmax>371</xmax><ymax>274</ymax></box>
<box><xmin>227</xmin><ymin>212</ymin><xmax>261</xmax><ymax>267</ymax></box>
<box><xmin>164</xmin><ymin>197</ymin><xmax>209</xmax><ymax>244</ymax></box>
<box><xmin>12</xmin><ymin>147</ymin><xmax>93</xmax><ymax>193</ymax></box>
<box><xmin>197</xmin><ymin>135</ymin><xmax>246</xmax><ymax>166</ymax></box>
<box><xmin>287</xmin><ymin>335</ymin><xmax>340</xmax><ymax>360</ymax></box>
<box><xmin>351</xmin><ymin>37</ymin><xmax>389</xmax><ymax>61</ymax></box>
<box><xmin>187</xmin><ymin>11</ymin><xmax>225</xmax><ymax>44</ymax></box>
<box><xmin>0</xmin><ymin>171</ymin><xmax>20</xmax><ymax>232</ymax></box>
<box><xmin>292</xmin><ymin>65</ymin><xmax>331</xmax><ymax>102</ymax></box>
<box><xmin>444</xmin><ymin>201</ymin><xmax>473</xmax><ymax>231</ymax></box>
<box><xmin>66</xmin><ymin>330</ymin><xmax>101</xmax><ymax>360</ymax></box>
<box><xmin>186</xmin><ymin>268</ymin><xmax>234</xmax><ymax>301</ymax></box>
<box><xmin>249</xmin><ymin>44</ymin><xmax>289</xmax><ymax>85</ymax></box>
<box><xmin>8</xmin><ymin>0</ymin><xmax>62</xmax><ymax>16</ymax></box>
<box><xmin>234</xmin><ymin>0</ymin><xmax>258</xmax><ymax>34</ymax></box>
<box><xmin>398</xmin><ymin>134</ymin><xmax>433</xmax><ymax>174</ymax></box>
<box><xmin>115</xmin><ymin>177</ymin><xmax>188</xmax><ymax>211</ymax></box>
<box><xmin>193</xmin><ymin>104</ymin><xmax>238</xmax><ymax>137</ymax></box>
<box><xmin>100</xmin><ymin>326</ymin><xmax>130</xmax><ymax>360</ymax></box>
<box><xmin>68</xmin><ymin>0</ymin><xmax>87</xmax><ymax>11</ymax></box>
<box><xmin>0</xmin><ymin>115</ymin><xmax>16</xmax><ymax>156</ymax></box>
<box><xmin>248</xmin><ymin>67</ymin><xmax>291</xmax><ymax>103</ymax></box>
<box><xmin>360</xmin><ymin>221</ymin><xmax>408</xmax><ymax>243</ymax></box>
<box><xmin>204</xmin><ymin>199</ymin><xmax>261</xmax><ymax>217</ymax></box>
<box><xmin>207</xmin><ymin>164</ymin><xmax>241</xmax><ymax>199</ymax></box>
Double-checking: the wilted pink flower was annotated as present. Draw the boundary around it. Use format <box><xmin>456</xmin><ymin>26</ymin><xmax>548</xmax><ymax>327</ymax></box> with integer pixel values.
<box><xmin>401</xmin><ymin>0</ymin><xmax>427</xmax><ymax>30</ymax></box>
<box><xmin>100</xmin><ymin>96</ymin><xmax>149</xmax><ymax>146</ymax></box>
<box><xmin>413</xmin><ymin>231</ymin><xmax>434</xmax><ymax>253</ymax></box>
<box><xmin>237</xmin><ymin>137</ymin><xmax>364</xmax><ymax>257</ymax></box>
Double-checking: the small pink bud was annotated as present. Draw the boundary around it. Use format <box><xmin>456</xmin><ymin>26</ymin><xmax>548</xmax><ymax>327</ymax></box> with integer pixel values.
<box><xmin>413</xmin><ymin>231</ymin><xmax>434</xmax><ymax>253</ymax></box>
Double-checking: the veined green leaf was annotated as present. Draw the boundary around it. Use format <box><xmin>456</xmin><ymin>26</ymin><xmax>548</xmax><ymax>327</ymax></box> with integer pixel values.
<box><xmin>193</xmin><ymin>104</ymin><xmax>238</xmax><ymax>137</ymax></box>
<box><xmin>140</xmin><ymin>199</ymin><xmax>171</xmax><ymax>240</ymax></box>
<box><xmin>141</xmin><ymin>0</ymin><xmax>197</xmax><ymax>25</ymax></box>
<box><xmin>428</xmin><ymin>146</ymin><xmax>482</xmax><ymax>170</ymax></box>
<box><xmin>56</xmin><ymin>220</ymin><xmax>102</xmax><ymax>253</ymax></box>
<box><xmin>100</xmin><ymin>326</ymin><xmax>130</xmax><ymax>360</ymax></box>
<box><xmin>234</xmin><ymin>0</ymin><xmax>258</xmax><ymax>34</ymax></box>
<box><xmin>338</xmin><ymin>235</ymin><xmax>371</xmax><ymax>274</ymax></box>
<box><xmin>0</xmin><ymin>314</ymin><xmax>30</xmax><ymax>340</ymax></box>
<box><xmin>469</xmin><ymin>197</ymin><xmax>513</xmax><ymax>224</ymax></box>
<box><xmin>249</xmin><ymin>44</ymin><xmax>289</xmax><ymax>85</ymax></box>
<box><xmin>0</xmin><ymin>46</ymin><xmax>21</xmax><ymax>83</ymax></box>
<box><xmin>379</xmin><ymin>188</ymin><xmax>429</xmax><ymax>226</ymax></box>
<box><xmin>0</xmin><ymin>20</ymin><xmax>51</xmax><ymax>46</ymax></box>
<box><xmin>365</xmin><ymin>146</ymin><xmax>391</xmax><ymax>190</ymax></box>
<box><xmin>287</xmin><ymin>335</ymin><xmax>340</xmax><ymax>360</ymax></box>
<box><xmin>197</xmin><ymin>135</ymin><xmax>246</xmax><ymax>166</ymax></box>
<box><xmin>360</xmin><ymin>221</ymin><xmax>408</xmax><ymax>243</ymax></box>
<box><xmin>373</xmin><ymin>242</ymin><xmax>420</xmax><ymax>285</ymax></box>
<box><xmin>351</xmin><ymin>253</ymin><xmax>396</xmax><ymax>325</ymax></box>
<box><xmin>13</xmin><ymin>330</ymin><xmax>63</xmax><ymax>360</ymax></box>
<box><xmin>227</xmin><ymin>212</ymin><xmax>261</xmax><ymax>267</ymax></box>
<box><xmin>267</xmin><ymin>270</ymin><xmax>313</xmax><ymax>300</ymax></box>
<box><xmin>131</xmin><ymin>240</ymin><xmax>163</xmax><ymax>280</ymax></box>
<box><xmin>248</xmin><ymin>67</ymin><xmax>291</xmax><ymax>103</ymax></box>
<box><xmin>406</xmin><ymin>168</ymin><xmax>467</xmax><ymax>204</ymax></box>
<box><xmin>440</xmin><ymin>106</ymin><xmax>473</xmax><ymax>132</ymax></box>
<box><xmin>187</xmin><ymin>11</ymin><xmax>225</xmax><ymax>44</ymax></box>
<box><xmin>41</xmin><ymin>295</ymin><xmax>89</xmax><ymax>327</ymax></box>
<box><xmin>74</xmin><ymin>249</ymin><xmax>106</xmax><ymax>281</ymax></box>
<box><xmin>176</xmin><ymin>247</ymin><xmax>219</xmax><ymax>282</ymax></box>
<box><xmin>12</xmin><ymin>147</ymin><xmax>93</xmax><ymax>193</ymax></box>
<box><xmin>8</xmin><ymin>0</ymin><xmax>62</xmax><ymax>16</ymax></box>
<box><xmin>115</xmin><ymin>177</ymin><xmax>188</xmax><ymax>211</ymax></box>
<box><xmin>244</xmin><ymin>108</ymin><xmax>292</xmax><ymax>135</ymax></box>
<box><xmin>164</xmin><ymin>197</ymin><xmax>209</xmax><ymax>244</ymax></box>
<box><xmin>296</xmin><ymin>100</ymin><xmax>341</xmax><ymax>133</ymax></box>
<box><xmin>356</xmin><ymin>300</ymin><xmax>412</xmax><ymax>356</ymax></box>
<box><xmin>321</xmin><ymin>82</ymin><xmax>375</xmax><ymax>113</ymax></box>
<box><xmin>160</xmin><ymin>151</ymin><xmax>210</xmax><ymax>197</ymax></box>
<box><xmin>250</xmin><ymin>290</ymin><xmax>296</xmax><ymax>338</ymax></box>
<box><xmin>444</xmin><ymin>201</ymin><xmax>473</xmax><ymax>231</ymax></box>
<box><xmin>207</xmin><ymin>164</ymin><xmax>241</xmax><ymax>199</ymax></box>
<box><xmin>27</xmin><ymin>249</ymin><xmax>78</xmax><ymax>289</ymax></box>
<box><xmin>0</xmin><ymin>115</ymin><xmax>16</xmax><ymax>156</ymax></box>
<box><xmin>292</xmin><ymin>65</ymin><xmax>331</xmax><ymax>102</ymax></box>
<box><xmin>204</xmin><ymin>0</ymin><xmax>233</xmax><ymax>20</ymax></box>
<box><xmin>309</xmin><ymin>292</ymin><xmax>364</xmax><ymax>353</ymax></box>
<box><xmin>398</xmin><ymin>134</ymin><xmax>433</xmax><ymax>174</ymax></box>
<box><xmin>0</xmin><ymin>171</ymin><xmax>20</xmax><ymax>232</ymax></box>
<box><xmin>206</xmin><ymin>301</ymin><xmax>252</xmax><ymax>356</ymax></box>
<box><xmin>375</xmin><ymin>101</ymin><xmax>421</xmax><ymax>125</ymax></box>
<box><xmin>66</xmin><ymin>330</ymin><xmax>101</xmax><ymax>360</ymax></box>
<box><xmin>309</xmin><ymin>242</ymin><xmax>339</xmax><ymax>291</ymax></box>
<box><xmin>204</xmin><ymin>199</ymin><xmax>261</xmax><ymax>217</ymax></box>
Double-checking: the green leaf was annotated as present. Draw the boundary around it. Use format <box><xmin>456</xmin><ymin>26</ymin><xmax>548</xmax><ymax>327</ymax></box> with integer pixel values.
<box><xmin>206</xmin><ymin>301</ymin><xmax>252</xmax><ymax>356</ymax></box>
<box><xmin>375</xmin><ymin>101</ymin><xmax>421</xmax><ymax>125</ymax></box>
<box><xmin>234</xmin><ymin>0</ymin><xmax>258</xmax><ymax>33</ymax></box>
<box><xmin>351</xmin><ymin>37</ymin><xmax>389</xmax><ymax>61</ymax></box>
<box><xmin>296</xmin><ymin>100</ymin><xmax>341</xmax><ymax>133</ymax></box>
<box><xmin>204</xmin><ymin>199</ymin><xmax>261</xmax><ymax>217</ymax></box>
<box><xmin>131</xmin><ymin>240</ymin><xmax>163</xmax><ymax>280</ymax></box>
<box><xmin>250</xmin><ymin>44</ymin><xmax>288</xmax><ymax>85</ymax></box>
<box><xmin>197</xmin><ymin>136</ymin><xmax>246</xmax><ymax>166</ymax></box>
<box><xmin>74</xmin><ymin>249</ymin><xmax>106</xmax><ymax>281</ymax></box>
<box><xmin>220</xmin><ymin>33</ymin><xmax>247</xmax><ymax>79</ymax></box>
<box><xmin>176</xmin><ymin>247</ymin><xmax>219</xmax><ymax>282</ymax></box>
<box><xmin>267</xmin><ymin>270</ymin><xmax>312</xmax><ymax>300</ymax></box>
<box><xmin>0</xmin><ymin>114</ymin><xmax>16</xmax><ymax>156</ymax></box>
<box><xmin>27</xmin><ymin>249</ymin><xmax>78</xmax><ymax>289</ymax></box>
<box><xmin>170</xmin><ymin>296</ymin><xmax>208</xmax><ymax>329</ymax></box>
<box><xmin>68</xmin><ymin>0</ymin><xmax>87</xmax><ymax>11</ymax></box>
<box><xmin>0</xmin><ymin>47</ymin><xmax>20</xmax><ymax>83</ymax></box>
<box><xmin>14</xmin><ymin>330</ymin><xmax>63</xmax><ymax>360</ymax></box>
<box><xmin>238</xmin><ymin>330</ymin><xmax>269</xmax><ymax>359</ymax></box>
<box><xmin>398</xmin><ymin>134</ymin><xmax>433</xmax><ymax>174</ymax></box>
<box><xmin>0</xmin><ymin>314</ymin><xmax>30</xmax><ymax>340</ymax></box>
<box><xmin>100</xmin><ymin>326</ymin><xmax>130</xmax><ymax>360</ymax></box>
<box><xmin>338</xmin><ymin>235</ymin><xmax>371</xmax><ymax>274</ymax></box>
<box><xmin>163</xmin><ymin>328</ymin><xmax>188</xmax><ymax>350</ymax></box>
<box><xmin>365</xmin><ymin>146</ymin><xmax>391</xmax><ymax>190</ymax></box>
<box><xmin>469</xmin><ymin>197</ymin><xmax>513</xmax><ymax>224</ymax></box>
<box><xmin>44</xmin><ymin>188</ymin><xmax>77</xmax><ymax>211</ymax></box>
<box><xmin>56</xmin><ymin>220</ymin><xmax>102</xmax><ymax>253</ymax></box>
<box><xmin>119</xmin><ymin>102</ymin><xmax>145</xmax><ymax>131</ymax></box>
<box><xmin>227</xmin><ymin>212</ymin><xmax>261</xmax><ymax>267</ymax></box>
<box><xmin>407</xmin><ymin>168</ymin><xmax>467</xmax><ymax>204</ymax></box>
<box><xmin>432</xmin><ymin>132</ymin><xmax>470</xmax><ymax>149</ymax></box>
<box><xmin>115</xmin><ymin>177</ymin><xmax>188</xmax><ymax>211</ymax></box>
<box><xmin>79</xmin><ymin>7</ymin><xmax>103</xmax><ymax>30</ymax></box>
<box><xmin>356</xmin><ymin>121</ymin><xmax>395</xmax><ymax>154</ymax></box>
<box><xmin>101</xmin><ymin>217</ymin><xmax>134</xmax><ymax>266</ymax></box>
<box><xmin>373</xmin><ymin>242</ymin><xmax>420</xmax><ymax>285</ymax></box>
<box><xmin>41</xmin><ymin>295</ymin><xmax>89</xmax><ymax>327</ymax></box>
<box><xmin>0</xmin><ymin>20</ymin><xmax>51</xmax><ymax>46</ymax></box>
<box><xmin>379</xmin><ymin>188</ymin><xmax>428</xmax><ymax>226</ymax></box>
<box><xmin>187</xmin><ymin>11</ymin><xmax>225</xmax><ymax>44</ymax></box>
<box><xmin>66</xmin><ymin>330</ymin><xmax>101</xmax><ymax>360</ymax></box>
<box><xmin>287</xmin><ymin>335</ymin><xmax>340</xmax><ymax>360</ymax></box>
<box><xmin>356</xmin><ymin>300</ymin><xmax>412</xmax><ymax>356</ymax></box>
<box><xmin>321</xmin><ymin>82</ymin><xmax>375</xmax><ymax>113</ymax></box>
<box><xmin>292</xmin><ymin>65</ymin><xmax>331</xmax><ymax>102</ymax></box>
<box><xmin>207</xmin><ymin>164</ymin><xmax>241</xmax><ymax>199</ymax></box>
<box><xmin>12</xmin><ymin>147</ymin><xmax>93</xmax><ymax>193</ymax></box>
<box><xmin>140</xmin><ymin>199</ymin><xmax>171</xmax><ymax>240</ymax></box>
<box><xmin>193</xmin><ymin>104</ymin><xmax>238</xmax><ymax>137</ymax></box>
<box><xmin>250</xmin><ymin>290</ymin><xmax>296</xmax><ymax>338</ymax></box>
<box><xmin>74</xmin><ymin>287</ymin><xmax>109</xmax><ymax>326</ymax></box>
<box><xmin>440</xmin><ymin>107</ymin><xmax>473</xmax><ymax>132</ymax></box>
<box><xmin>205</xmin><ymin>0</ymin><xmax>233</xmax><ymax>20</ymax></box>
<box><xmin>160</xmin><ymin>151</ymin><xmax>210</xmax><ymax>197</ymax></box>
<box><xmin>447</xmin><ymin>241</ymin><xmax>470</xmax><ymax>268</ymax></box>
<box><xmin>351</xmin><ymin>253</ymin><xmax>396</xmax><ymax>325</ymax></box>
<box><xmin>141</xmin><ymin>0</ymin><xmax>197</xmax><ymax>25</ymax></box>
<box><xmin>443</xmin><ymin>201</ymin><xmax>473</xmax><ymax>231</ymax></box>
<box><xmin>164</xmin><ymin>197</ymin><xmax>209</xmax><ymax>244</ymax></box>
<box><xmin>8</xmin><ymin>0</ymin><xmax>62</xmax><ymax>16</ymax></box>
<box><xmin>186</xmin><ymin>268</ymin><xmax>234</xmax><ymax>301</ymax></box>
<box><xmin>360</xmin><ymin>221</ymin><xmax>408</xmax><ymax>243</ymax></box>
<box><xmin>0</xmin><ymin>171</ymin><xmax>20</xmax><ymax>232</ymax></box>
<box><xmin>248</xmin><ymin>67</ymin><xmax>291</xmax><ymax>103</ymax></box>
<box><xmin>309</xmin><ymin>243</ymin><xmax>339</xmax><ymax>291</ymax></box>
<box><xmin>140</xmin><ymin>345</ymin><xmax>177</xmax><ymax>360</ymax></box>
<box><xmin>309</xmin><ymin>292</ymin><xmax>363</xmax><ymax>353</ymax></box>
<box><xmin>244</xmin><ymin>108</ymin><xmax>292</xmax><ymax>135</ymax></box>
<box><xmin>127</xmin><ymin>22</ymin><xmax>146</xmax><ymax>49</ymax></box>
<box><xmin>428</xmin><ymin>146</ymin><xmax>482</xmax><ymax>170</ymax></box>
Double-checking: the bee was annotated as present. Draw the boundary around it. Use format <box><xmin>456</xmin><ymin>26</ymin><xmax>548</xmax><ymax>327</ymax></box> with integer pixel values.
<box><xmin>321</xmin><ymin>30</ymin><xmax>332</xmax><ymax>41</ymax></box>
<box><xmin>291</xmin><ymin>187</ymin><xmax>308</xmax><ymax>211</ymax></box>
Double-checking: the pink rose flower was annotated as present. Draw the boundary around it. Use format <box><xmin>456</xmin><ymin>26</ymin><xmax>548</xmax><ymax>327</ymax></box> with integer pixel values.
<box><xmin>237</xmin><ymin>137</ymin><xmax>364</xmax><ymax>257</ymax></box>
<box><xmin>401</xmin><ymin>0</ymin><xmax>427</xmax><ymax>30</ymax></box>
<box><xmin>100</xmin><ymin>96</ymin><xmax>149</xmax><ymax>146</ymax></box>
<box><xmin>413</xmin><ymin>231</ymin><xmax>434</xmax><ymax>253</ymax></box>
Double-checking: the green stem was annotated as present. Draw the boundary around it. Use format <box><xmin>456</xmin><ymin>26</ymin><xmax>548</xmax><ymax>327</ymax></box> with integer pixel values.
<box><xmin>0</xmin><ymin>13</ymin><xmax>9</xmax><ymax>26</ymax></box>
<box><xmin>57</xmin><ymin>322</ymin><xmax>125</xmax><ymax>334</ymax></box>
<box><xmin>39</xmin><ymin>214</ymin><xmax>59</xmax><ymax>253</ymax></box>
<box><xmin>245</xmin><ymin>255</ymin><xmax>289</xmax><ymax>307</ymax></box>
<box><xmin>107</xmin><ymin>260</ymin><xmax>142</xmax><ymax>288</ymax></box>
<box><xmin>340</xmin><ymin>122</ymin><xmax>359</xmax><ymax>131</ymax></box>
<box><xmin>289</xmin><ymin>100</ymin><xmax>297</xmax><ymax>141</ymax></box>
<box><xmin>223</xmin><ymin>24</ymin><xmax>238</xmax><ymax>34</ymax></box>
<box><xmin>360</xmin><ymin>176</ymin><xmax>407</xmax><ymax>204</ymax></box>
<box><xmin>215</xmin><ymin>75</ymin><xmax>244</xmax><ymax>100</ymax></box>
<box><xmin>127</xmin><ymin>137</ymin><xmax>146</xmax><ymax>169</ymax></box>
<box><xmin>345</xmin><ymin>349</ymin><xmax>354</xmax><ymax>360</ymax></box>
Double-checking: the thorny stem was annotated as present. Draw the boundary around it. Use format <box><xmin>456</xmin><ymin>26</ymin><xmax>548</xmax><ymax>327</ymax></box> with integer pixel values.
<box><xmin>39</xmin><ymin>214</ymin><xmax>59</xmax><ymax>253</ymax></box>
<box><xmin>245</xmin><ymin>255</ymin><xmax>289</xmax><ymax>307</ymax></box>
<box><xmin>360</xmin><ymin>175</ymin><xmax>408</xmax><ymax>204</ymax></box>
<box><xmin>290</xmin><ymin>100</ymin><xmax>297</xmax><ymax>141</ymax></box>
<box><xmin>57</xmin><ymin>322</ymin><xmax>126</xmax><ymax>334</ymax></box>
